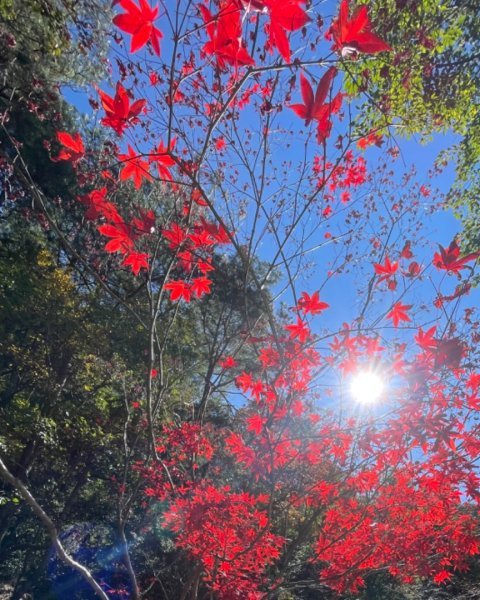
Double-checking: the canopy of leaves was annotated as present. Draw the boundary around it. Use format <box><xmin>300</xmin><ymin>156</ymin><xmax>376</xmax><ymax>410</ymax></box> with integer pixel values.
<box><xmin>342</xmin><ymin>0</ymin><xmax>480</xmax><ymax>254</ymax></box>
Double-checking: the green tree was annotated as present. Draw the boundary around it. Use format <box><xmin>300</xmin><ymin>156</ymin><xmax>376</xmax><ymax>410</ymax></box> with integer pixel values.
<box><xmin>342</xmin><ymin>0</ymin><xmax>480</xmax><ymax>252</ymax></box>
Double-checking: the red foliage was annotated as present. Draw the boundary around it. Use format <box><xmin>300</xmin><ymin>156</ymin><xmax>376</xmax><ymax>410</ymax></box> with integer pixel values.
<box><xmin>263</xmin><ymin>0</ymin><xmax>310</xmax><ymax>63</ymax></box>
<box><xmin>296</xmin><ymin>291</ymin><xmax>329</xmax><ymax>315</ymax></box>
<box><xmin>387</xmin><ymin>301</ymin><xmax>412</xmax><ymax>327</ymax></box>
<box><xmin>113</xmin><ymin>0</ymin><xmax>162</xmax><ymax>55</ymax></box>
<box><xmin>53</xmin><ymin>132</ymin><xmax>85</xmax><ymax>165</ymax></box>
<box><xmin>374</xmin><ymin>255</ymin><xmax>398</xmax><ymax>285</ymax></box>
<box><xmin>118</xmin><ymin>145</ymin><xmax>152</xmax><ymax>189</ymax></box>
<box><xmin>433</xmin><ymin>239</ymin><xmax>480</xmax><ymax>277</ymax></box>
<box><xmin>199</xmin><ymin>1</ymin><xmax>254</xmax><ymax>70</ymax></box>
<box><xmin>97</xmin><ymin>82</ymin><xmax>146</xmax><ymax>136</ymax></box>
<box><xmin>164</xmin><ymin>485</ymin><xmax>283</xmax><ymax>599</ymax></box>
<box><xmin>289</xmin><ymin>68</ymin><xmax>337</xmax><ymax>126</ymax></box>
<box><xmin>327</xmin><ymin>0</ymin><xmax>391</xmax><ymax>56</ymax></box>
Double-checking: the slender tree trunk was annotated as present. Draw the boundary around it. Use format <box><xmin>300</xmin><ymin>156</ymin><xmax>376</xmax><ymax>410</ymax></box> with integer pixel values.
<box><xmin>117</xmin><ymin>519</ymin><xmax>141</xmax><ymax>600</ymax></box>
<box><xmin>0</xmin><ymin>455</ymin><xmax>109</xmax><ymax>600</ymax></box>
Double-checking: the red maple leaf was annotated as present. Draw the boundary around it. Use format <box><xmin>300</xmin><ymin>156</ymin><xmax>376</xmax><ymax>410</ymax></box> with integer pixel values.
<box><xmin>289</xmin><ymin>68</ymin><xmax>337</xmax><ymax>126</ymax></box>
<box><xmin>164</xmin><ymin>280</ymin><xmax>193</xmax><ymax>302</ymax></box>
<box><xmin>97</xmin><ymin>223</ymin><xmax>135</xmax><ymax>255</ymax></box>
<box><xmin>191</xmin><ymin>188</ymin><xmax>209</xmax><ymax>207</ymax></box>
<box><xmin>97</xmin><ymin>82</ymin><xmax>146</xmax><ymax>136</ymax></box>
<box><xmin>122</xmin><ymin>252</ymin><xmax>149</xmax><ymax>275</ymax></box>
<box><xmin>189</xmin><ymin>228</ymin><xmax>216</xmax><ymax>248</ymax></box>
<box><xmin>236</xmin><ymin>372</ymin><xmax>253</xmax><ymax>392</ymax></box>
<box><xmin>219</xmin><ymin>356</ymin><xmax>237</xmax><ymax>369</ymax></box>
<box><xmin>327</xmin><ymin>0</ymin><xmax>391</xmax><ymax>57</ymax></box>
<box><xmin>53</xmin><ymin>132</ymin><xmax>85</xmax><ymax>165</ymax></box>
<box><xmin>234</xmin><ymin>0</ymin><xmax>309</xmax><ymax>63</ymax></box>
<box><xmin>264</xmin><ymin>0</ymin><xmax>310</xmax><ymax>63</ymax></box>
<box><xmin>199</xmin><ymin>217</ymin><xmax>231</xmax><ymax>244</ymax></box>
<box><xmin>433</xmin><ymin>239</ymin><xmax>480</xmax><ymax>277</ymax></box>
<box><xmin>415</xmin><ymin>326</ymin><xmax>438</xmax><ymax>351</ymax></box>
<box><xmin>199</xmin><ymin>1</ymin><xmax>254</xmax><ymax>70</ymax></box>
<box><xmin>246</xmin><ymin>414</ymin><xmax>267</xmax><ymax>435</ymax></box>
<box><xmin>162</xmin><ymin>223</ymin><xmax>187</xmax><ymax>249</ymax></box>
<box><xmin>387</xmin><ymin>302</ymin><xmax>412</xmax><ymax>327</ymax></box>
<box><xmin>466</xmin><ymin>373</ymin><xmax>480</xmax><ymax>392</ymax></box>
<box><xmin>285</xmin><ymin>317</ymin><xmax>310</xmax><ymax>343</ymax></box>
<box><xmin>433</xmin><ymin>570</ymin><xmax>452</xmax><ymax>585</ymax></box>
<box><xmin>78</xmin><ymin>187</ymin><xmax>123</xmax><ymax>223</ymax></box>
<box><xmin>190</xmin><ymin>276</ymin><xmax>212</xmax><ymax>298</ymax></box>
<box><xmin>113</xmin><ymin>0</ymin><xmax>162</xmax><ymax>55</ymax></box>
<box><xmin>118</xmin><ymin>145</ymin><xmax>152</xmax><ymax>189</ymax></box>
<box><xmin>297</xmin><ymin>291</ymin><xmax>329</xmax><ymax>315</ymax></box>
<box><xmin>374</xmin><ymin>255</ymin><xmax>398</xmax><ymax>284</ymax></box>
<box><xmin>197</xmin><ymin>260</ymin><xmax>214</xmax><ymax>274</ymax></box>
<box><xmin>149</xmin><ymin>138</ymin><xmax>176</xmax><ymax>181</ymax></box>
<box><xmin>131</xmin><ymin>208</ymin><xmax>156</xmax><ymax>235</ymax></box>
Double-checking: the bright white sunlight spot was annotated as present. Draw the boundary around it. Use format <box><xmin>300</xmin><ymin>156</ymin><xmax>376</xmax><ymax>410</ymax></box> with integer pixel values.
<box><xmin>350</xmin><ymin>371</ymin><xmax>385</xmax><ymax>405</ymax></box>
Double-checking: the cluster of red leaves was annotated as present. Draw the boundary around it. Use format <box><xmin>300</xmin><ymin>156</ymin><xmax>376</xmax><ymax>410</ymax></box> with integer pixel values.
<box><xmin>52</xmin><ymin>1</ymin><xmax>480</xmax><ymax>596</ymax></box>
<box><xmin>231</xmin><ymin>312</ymin><xmax>480</xmax><ymax>590</ymax></box>
<box><xmin>313</xmin><ymin>150</ymin><xmax>367</xmax><ymax>208</ymax></box>
<box><xmin>163</xmin><ymin>485</ymin><xmax>283</xmax><ymax>599</ymax></box>
<box><xmin>161</xmin><ymin>217</ymin><xmax>230</xmax><ymax>302</ymax></box>
<box><xmin>328</xmin><ymin>324</ymin><xmax>385</xmax><ymax>374</ymax></box>
<box><xmin>374</xmin><ymin>254</ymin><xmax>398</xmax><ymax>287</ymax></box>
<box><xmin>53</xmin><ymin>97</ymin><xmax>232</xmax><ymax>287</ymax></box>
<box><xmin>387</xmin><ymin>301</ymin><xmax>412</xmax><ymax>327</ymax></box>
<box><xmin>199</xmin><ymin>1</ymin><xmax>254</xmax><ymax>70</ymax></box>
<box><xmin>225</xmin><ymin>305</ymin><xmax>326</xmax><ymax>479</ymax></box>
<box><xmin>117</xmin><ymin>137</ymin><xmax>177</xmax><ymax>190</ymax></box>
<box><xmin>415</xmin><ymin>326</ymin><xmax>466</xmax><ymax>371</ymax></box>
<box><xmin>137</xmin><ymin>425</ymin><xmax>284</xmax><ymax>598</ymax></box>
<box><xmin>296</xmin><ymin>291</ymin><xmax>329</xmax><ymax>315</ymax></box>
<box><xmin>132</xmin><ymin>297</ymin><xmax>480</xmax><ymax>595</ymax></box>
<box><xmin>357</xmin><ymin>130</ymin><xmax>384</xmax><ymax>150</ymax></box>
<box><xmin>52</xmin><ymin>133</ymin><xmax>154</xmax><ymax>275</ymax></box>
<box><xmin>97</xmin><ymin>215</ymin><xmax>153</xmax><ymax>275</ymax></box>
<box><xmin>316</xmin><ymin>465</ymin><xmax>478</xmax><ymax>592</ymax></box>
<box><xmin>77</xmin><ymin>187</ymin><xmax>153</xmax><ymax>274</ymax></box>
<box><xmin>137</xmin><ymin>423</ymin><xmax>214</xmax><ymax>500</ymax></box>
<box><xmin>110</xmin><ymin>0</ymin><xmax>388</xmax><ymax>68</ymax></box>
<box><xmin>235</xmin><ymin>0</ymin><xmax>310</xmax><ymax>63</ymax></box>
<box><xmin>219</xmin><ymin>355</ymin><xmax>238</xmax><ymax>369</ymax></box>
<box><xmin>374</xmin><ymin>243</ymin><xmax>422</xmax><ymax>291</ymax></box>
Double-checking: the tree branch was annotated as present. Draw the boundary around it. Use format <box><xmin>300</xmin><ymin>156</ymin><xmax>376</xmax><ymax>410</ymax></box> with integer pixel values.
<box><xmin>0</xmin><ymin>455</ymin><xmax>109</xmax><ymax>600</ymax></box>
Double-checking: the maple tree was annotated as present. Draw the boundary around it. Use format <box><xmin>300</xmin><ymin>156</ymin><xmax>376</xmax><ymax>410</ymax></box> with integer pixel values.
<box><xmin>1</xmin><ymin>0</ymin><xmax>480</xmax><ymax>599</ymax></box>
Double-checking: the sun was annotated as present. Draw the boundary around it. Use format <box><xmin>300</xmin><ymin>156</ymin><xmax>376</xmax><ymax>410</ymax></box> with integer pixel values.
<box><xmin>350</xmin><ymin>371</ymin><xmax>384</xmax><ymax>405</ymax></box>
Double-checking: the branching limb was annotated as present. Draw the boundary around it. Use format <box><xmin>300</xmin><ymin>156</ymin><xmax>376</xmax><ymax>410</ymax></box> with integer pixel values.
<box><xmin>0</xmin><ymin>455</ymin><xmax>110</xmax><ymax>600</ymax></box>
